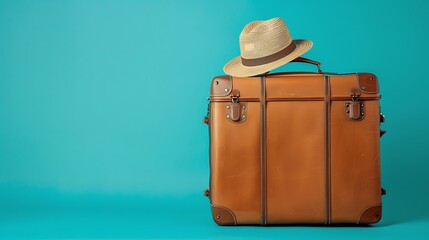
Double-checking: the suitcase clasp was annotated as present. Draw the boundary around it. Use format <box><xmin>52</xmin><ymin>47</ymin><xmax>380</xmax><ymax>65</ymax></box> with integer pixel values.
<box><xmin>230</xmin><ymin>89</ymin><xmax>240</xmax><ymax>103</ymax></box>
<box><xmin>226</xmin><ymin>89</ymin><xmax>248</xmax><ymax>123</ymax></box>
<box><xmin>345</xmin><ymin>88</ymin><xmax>365</xmax><ymax>121</ymax></box>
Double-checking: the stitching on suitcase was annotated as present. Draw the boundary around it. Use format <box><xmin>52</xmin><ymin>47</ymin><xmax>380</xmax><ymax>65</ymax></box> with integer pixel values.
<box><xmin>211</xmin><ymin>204</ymin><xmax>238</xmax><ymax>225</ymax></box>
<box><xmin>260</xmin><ymin>76</ymin><xmax>267</xmax><ymax>226</ymax></box>
<box><xmin>356</xmin><ymin>203</ymin><xmax>382</xmax><ymax>224</ymax></box>
<box><xmin>324</xmin><ymin>75</ymin><xmax>332</xmax><ymax>225</ymax></box>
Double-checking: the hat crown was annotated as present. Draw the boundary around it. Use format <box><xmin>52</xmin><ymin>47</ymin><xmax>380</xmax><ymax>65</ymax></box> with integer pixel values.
<box><xmin>239</xmin><ymin>18</ymin><xmax>293</xmax><ymax>60</ymax></box>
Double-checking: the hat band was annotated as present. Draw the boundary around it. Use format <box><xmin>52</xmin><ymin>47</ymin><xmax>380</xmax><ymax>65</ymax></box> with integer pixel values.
<box><xmin>241</xmin><ymin>42</ymin><xmax>296</xmax><ymax>67</ymax></box>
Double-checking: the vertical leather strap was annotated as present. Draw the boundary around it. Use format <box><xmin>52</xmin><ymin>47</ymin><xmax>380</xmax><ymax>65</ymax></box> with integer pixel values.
<box><xmin>260</xmin><ymin>76</ymin><xmax>267</xmax><ymax>225</ymax></box>
<box><xmin>324</xmin><ymin>75</ymin><xmax>332</xmax><ymax>224</ymax></box>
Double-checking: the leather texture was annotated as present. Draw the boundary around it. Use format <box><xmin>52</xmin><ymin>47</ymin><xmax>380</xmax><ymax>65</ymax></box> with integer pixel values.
<box><xmin>206</xmin><ymin>72</ymin><xmax>383</xmax><ymax>225</ymax></box>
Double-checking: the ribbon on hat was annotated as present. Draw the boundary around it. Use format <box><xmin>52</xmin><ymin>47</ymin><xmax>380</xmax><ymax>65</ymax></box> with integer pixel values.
<box><xmin>241</xmin><ymin>42</ymin><xmax>296</xmax><ymax>67</ymax></box>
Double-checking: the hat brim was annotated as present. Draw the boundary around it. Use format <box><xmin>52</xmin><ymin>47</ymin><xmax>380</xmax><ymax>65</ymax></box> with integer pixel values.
<box><xmin>223</xmin><ymin>39</ymin><xmax>313</xmax><ymax>77</ymax></box>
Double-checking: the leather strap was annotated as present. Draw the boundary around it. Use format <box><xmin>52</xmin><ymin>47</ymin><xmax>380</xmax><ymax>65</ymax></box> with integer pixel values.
<box><xmin>324</xmin><ymin>75</ymin><xmax>332</xmax><ymax>224</ymax></box>
<box><xmin>241</xmin><ymin>42</ymin><xmax>296</xmax><ymax>67</ymax></box>
<box><xmin>260</xmin><ymin>76</ymin><xmax>267</xmax><ymax>225</ymax></box>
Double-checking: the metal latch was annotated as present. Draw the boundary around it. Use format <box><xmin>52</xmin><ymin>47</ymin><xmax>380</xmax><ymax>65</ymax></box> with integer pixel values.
<box><xmin>345</xmin><ymin>88</ymin><xmax>365</xmax><ymax>121</ymax></box>
<box><xmin>226</xmin><ymin>89</ymin><xmax>247</xmax><ymax>123</ymax></box>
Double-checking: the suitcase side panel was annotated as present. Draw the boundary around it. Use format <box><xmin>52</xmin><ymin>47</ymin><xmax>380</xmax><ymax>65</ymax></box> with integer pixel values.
<box><xmin>330</xmin><ymin>74</ymin><xmax>382</xmax><ymax>224</ymax></box>
<box><xmin>210</xmin><ymin>101</ymin><xmax>261</xmax><ymax>225</ymax></box>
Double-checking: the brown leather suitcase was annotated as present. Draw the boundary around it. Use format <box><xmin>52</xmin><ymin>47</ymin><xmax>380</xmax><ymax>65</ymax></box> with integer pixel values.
<box><xmin>203</xmin><ymin>58</ymin><xmax>386</xmax><ymax>225</ymax></box>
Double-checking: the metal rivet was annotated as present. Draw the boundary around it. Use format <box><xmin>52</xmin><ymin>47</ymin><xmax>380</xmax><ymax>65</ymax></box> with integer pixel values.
<box><xmin>346</xmin><ymin>110</ymin><xmax>350</xmax><ymax>113</ymax></box>
<box><xmin>375</xmin><ymin>214</ymin><xmax>379</xmax><ymax>218</ymax></box>
<box><xmin>361</xmin><ymin>112</ymin><xmax>365</xmax><ymax>115</ymax></box>
<box><xmin>216</xmin><ymin>215</ymin><xmax>220</xmax><ymax>219</ymax></box>
<box><xmin>242</xmin><ymin>115</ymin><xmax>246</xmax><ymax>119</ymax></box>
<box><xmin>242</xmin><ymin>105</ymin><xmax>246</xmax><ymax>109</ymax></box>
<box><xmin>224</xmin><ymin>88</ymin><xmax>228</xmax><ymax>92</ymax></box>
<box><xmin>361</xmin><ymin>104</ymin><xmax>364</xmax><ymax>107</ymax></box>
<box><xmin>215</xmin><ymin>80</ymin><xmax>219</xmax><ymax>85</ymax></box>
<box><xmin>370</xmin><ymin>77</ymin><xmax>375</xmax><ymax>81</ymax></box>
<box><xmin>346</xmin><ymin>104</ymin><xmax>349</xmax><ymax>107</ymax></box>
<box><xmin>226</xmin><ymin>106</ymin><xmax>230</xmax><ymax>109</ymax></box>
<box><xmin>226</xmin><ymin>115</ymin><xmax>230</xmax><ymax>118</ymax></box>
<box><xmin>361</xmin><ymin>86</ymin><xmax>366</xmax><ymax>90</ymax></box>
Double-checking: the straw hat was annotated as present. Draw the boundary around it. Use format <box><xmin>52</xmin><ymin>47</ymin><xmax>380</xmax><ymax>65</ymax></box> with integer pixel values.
<box><xmin>223</xmin><ymin>17</ymin><xmax>313</xmax><ymax>77</ymax></box>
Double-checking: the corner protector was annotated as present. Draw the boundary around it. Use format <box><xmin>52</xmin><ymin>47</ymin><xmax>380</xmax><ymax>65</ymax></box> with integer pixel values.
<box><xmin>356</xmin><ymin>73</ymin><xmax>379</xmax><ymax>94</ymax></box>
<box><xmin>211</xmin><ymin>76</ymin><xmax>233</xmax><ymax>97</ymax></box>
<box><xmin>211</xmin><ymin>205</ymin><xmax>237</xmax><ymax>226</ymax></box>
<box><xmin>357</xmin><ymin>204</ymin><xmax>382</xmax><ymax>224</ymax></box>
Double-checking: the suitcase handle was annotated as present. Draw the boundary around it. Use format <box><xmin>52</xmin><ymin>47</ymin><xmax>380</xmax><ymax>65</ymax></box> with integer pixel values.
<box><xmin>291</xmin><ymin>57</ymin><xmax>322</xmax><ymax>73</ymax></box>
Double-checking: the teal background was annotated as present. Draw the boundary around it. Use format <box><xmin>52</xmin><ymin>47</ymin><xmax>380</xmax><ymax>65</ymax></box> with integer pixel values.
<box><xmin>0</xmin><ymin>0</ymin><xmax>428</xmax><ymax>239</ymax></box>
